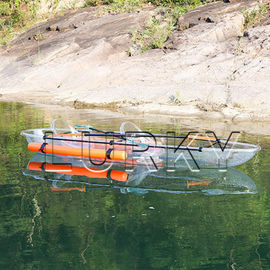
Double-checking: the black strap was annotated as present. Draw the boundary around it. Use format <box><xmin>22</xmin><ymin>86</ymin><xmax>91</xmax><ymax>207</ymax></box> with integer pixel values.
<box><xmin>106</xmin><ymin>148</ymin><xmax>113</xmax><ymax>159</ymax></box>
<box><xmin>107</xmin><ymin>169</ymin><xmax>113</xmax><ymax>181</ymax></box>
<box><xmin>40</xmin><ymin>162</ymin><xmax>46</xmax><ymax>172</ymax></box>
<box><xmin>39</xmin><ymin>143</ymin><xmax>48</xmax><ymax>153</ymax></box>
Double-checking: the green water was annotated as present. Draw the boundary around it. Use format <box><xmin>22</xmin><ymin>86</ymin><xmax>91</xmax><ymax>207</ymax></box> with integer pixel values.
<box><xmin>1</xmin><ymin>101</ymin><xmax>270</xmax><ymax>270</ymax></box>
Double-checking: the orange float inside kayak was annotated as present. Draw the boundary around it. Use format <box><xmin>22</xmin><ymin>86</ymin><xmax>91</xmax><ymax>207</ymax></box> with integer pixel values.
<box><xmin>28</xmin><ymin>162</ymin><xmax>128</xmax><ymax>182</ymax></box>
<box><xmin>45</xmin><ymin>133</ymin><xmax>143</xmax><ymax>154</ymax></box>
<box><xmin>28</xmin><ymin>142</ymin><xmax>128</xmax><ymax>161</ymax></box>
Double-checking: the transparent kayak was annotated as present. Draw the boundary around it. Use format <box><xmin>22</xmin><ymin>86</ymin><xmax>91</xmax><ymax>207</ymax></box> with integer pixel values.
<box><xmin>21</xmin><ymin>119</ymin><xmax>261</xmax><ymax>169</ymax></box>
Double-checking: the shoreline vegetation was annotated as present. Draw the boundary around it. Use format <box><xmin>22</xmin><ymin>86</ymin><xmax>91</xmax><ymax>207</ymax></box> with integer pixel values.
<box><xmin>0</xmin><ymin>0</ymin><xmax>208</xmax><ymax>46</ymax></box>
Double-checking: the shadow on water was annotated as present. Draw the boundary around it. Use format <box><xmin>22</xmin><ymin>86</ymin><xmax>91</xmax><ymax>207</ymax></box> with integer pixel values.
<box><xmin>2</xmin><ymin>101</ymin><xmax>270</xmax><ymax>269</ymax></box>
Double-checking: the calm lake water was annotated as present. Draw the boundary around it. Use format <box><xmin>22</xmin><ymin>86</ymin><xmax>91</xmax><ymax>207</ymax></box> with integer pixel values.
<box><xmin>1</xmin><ymin>101</ymin><xmax>270</xmax><ymax>270</ymax></box>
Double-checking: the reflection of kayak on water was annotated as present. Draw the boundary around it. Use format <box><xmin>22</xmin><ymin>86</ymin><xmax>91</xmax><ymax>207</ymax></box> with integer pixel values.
<box><xmin>24</xmin><ymin>153</ymin><xmax>258</xmax><ymax>195</ymax></box>
<box><xmin>21</xmin><ymin>119</ymin><xmax>261</xmax><ymax>169</ymax></box>
<box><xmin>128</xmin><ymin>166</ymin><xmax>257</xmax><ymax>195</ymax></box>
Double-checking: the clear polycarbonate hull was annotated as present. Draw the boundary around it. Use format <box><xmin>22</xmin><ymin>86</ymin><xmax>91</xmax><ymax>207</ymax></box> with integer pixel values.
<box><xmin>21</xmin><ymin>119</ymin><xmax>261</xmax><ymax>169</ymax></box>
<box><xmin>162</xmin><ymin>140</ymin><xmax>261</xmax><ymax>169</ymax></box>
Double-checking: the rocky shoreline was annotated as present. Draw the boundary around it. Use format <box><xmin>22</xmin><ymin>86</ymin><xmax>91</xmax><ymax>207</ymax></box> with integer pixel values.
<box><xmin>0</xmin><ymin>0</ymin><xmax>270</xmax><ymax>121</ymax></box>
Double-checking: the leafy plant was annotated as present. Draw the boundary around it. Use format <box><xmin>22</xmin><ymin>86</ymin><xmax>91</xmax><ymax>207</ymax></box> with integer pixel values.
<box><xmin>148</xmin><ymin>0</ymin><xmax>203</xmax><ymax>7</ymax></box>
<box><xmin>0</xmin><ymin>2</ymin><xmax>10</xmax><ymax>16</ymax></box>
<box><xmin>104</xmin><ymin>0</ymin><xmax>143</xmax><ymax>13</ymax></box>
<box><xmin>133</xmin><ymin>26</ymin><xmax>169</xmax><ymax>51</ymax></box>
<box><xmin>129</xmin><ymin>6</ymin><xmax>188</xmax><ymax>53</ymax></box>
<box><xmin>242</xmin><ymin>3</ymin><xmax>268</xmax><ymax>29</ymax></box>
<box><xmin>83</xmin><ymin>0</ymin><xmax>112</xmax><ymax>7</ymax></box>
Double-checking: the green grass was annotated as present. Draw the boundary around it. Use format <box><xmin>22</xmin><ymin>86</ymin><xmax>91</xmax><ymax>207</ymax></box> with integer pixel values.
<box><xmin>0</xmin><ymin>2</ymin><xmax>10</xmax><ymax>16</ymax></box>
<box><xmin>242</xmin><ymin>2</ymin><xmax>269</xmax><ymax>29</ymax></box>
<box><xmin>85</xmin><ymin>0</ymin><xmax>204</xmax><ymax>13</ymax></box>
<box><xmin>105</xmin><ymin>0</ymin><xmax>143</xmax><ymax>13</ymax></box>
<box><xmin>0</xmin><ymin>0</ymin><xmax>41</xmax><ymax>45</ymax></box>
<box><xmin>83</xmin><ymin>0</ymin><xmax>112</xmax><ymax>6</ymax></box>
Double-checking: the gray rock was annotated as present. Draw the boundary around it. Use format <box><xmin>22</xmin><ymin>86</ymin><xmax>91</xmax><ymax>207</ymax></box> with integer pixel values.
<box><xmin>0</xmin><ymin>1</ymin><xmax>270</xmax><ymax>120</ymax></box>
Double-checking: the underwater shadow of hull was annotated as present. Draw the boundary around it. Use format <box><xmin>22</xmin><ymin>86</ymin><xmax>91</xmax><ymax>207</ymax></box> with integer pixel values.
<box><xmin>23</xmin><ymin>153</ymin><xmax>258</xmax><ymax>195</ymax></box>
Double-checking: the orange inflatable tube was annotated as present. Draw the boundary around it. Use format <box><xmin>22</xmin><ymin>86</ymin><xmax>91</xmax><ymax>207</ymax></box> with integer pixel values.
<box><xmin>28</xmin><ymin>142</ymin><xmax>128</xmax><ymax>161</ymax></box>
<box><xmin>28</xmin><ymin>162</ymin><xmax>128</xmax><ymax>182</ymax></box>
<box><xmin>45</xmin><ymin>133</ymin><xmax>151</xmax><ymax>153</ymax></box>
<box><xmin>50</xmin><ymin>187</ymin><xmax>86</xmax><ymax>192</ymax></box>
<box><xmin>186</xmin><ymin>180</ymin><xmax>212</xmax><ymax>189</ymax></box>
